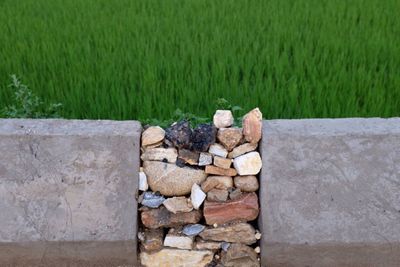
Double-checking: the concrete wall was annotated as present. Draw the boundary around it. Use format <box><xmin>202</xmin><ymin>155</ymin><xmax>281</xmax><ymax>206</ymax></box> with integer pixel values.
<box><xmin>259</xmin><ymin>118</ymin><xmax>400</xmax><ymax>267</ymax></box>
<box><xmin>0</xmin><ymin>119</ymin><xmax>141</xmax><ymax>266</ymax></box>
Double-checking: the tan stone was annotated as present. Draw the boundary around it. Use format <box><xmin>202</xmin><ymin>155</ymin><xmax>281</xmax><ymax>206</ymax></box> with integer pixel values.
<box><xmin>233</xmin><ymin>151</ymin><xmax>262</xmax><ymax>175</ymax></box>
<box><xmin>143</xmin><ymin>161</ymin><xmax>207</xmax><ymax>196</ymax></box>
<box><xmin>213</xmin><ymin>110</ymin><xmax>234</xmax><ymax>128</ymax></box>
<box><xmin>207</xmin><ymin>188</ymin><xmax>229</xmax><ymax>202</ymax></box>
<box><xmin>199</xmin><ymin>223</ymin><xmax>257</xmax><ymax>245</ymax></box>
<box><xmin>242</xmin><ymin>108</ymin><xmax>262</xmax><ymax>144</ymax></box>
<box><xmin>228</xmin><ymin>143</ymin><xmax>258</xmax><ymax>158</ymax></box>
<box><xmin>221</xmin><ymin>243</ymin><xmax>260</xmax><ymax>267</ymax></box>
<box><xmin>217</xmin><ymin>128</ymin><xmax>243</xmax><ymax>151</ymax></box>
<box><xmin>179</xmin><ymin>149</ymin><xmax>200</xmax><ymax>165</ymax></box>
<box><xmin>163</xmin><ymin>197</ymin><xmax>193</xmax><ymax>214</ymax></box>
<box><xmin>203</xmin><ymin>192</ymin><xmax>259</xmax><ymax>225</ymax></box>
<box><xmin>142</xmin><ymin>126</ymin><xmax>165</xmax><ymax>147</ymax></box>
<box><xmin>201</xmin><ymin>176</ymin><xmax>233</xmax><ymax>192</ymax></box>
<box><xmin>141</xmin><ymin>206</ymin><xmax>202</xmax><ymax>229</ymax></box>
<box><xmin>195</xmin><ymin>238</ymin><xmax>222</xmax><ymax>250</ymax></box>
<box><xmin>140</xmin><ymin>147</ymin><xmax>177</xmax><ymax>163</ymax></box>
<box><xmin>205</xmin><ymin>165</ymin><xmax>237</xmax><ymax>177</ymax></box>
<box><xmin>214</xmin><ymin>156</ymin><xmax>232</xmax><ymax>169</ymax></box>
<box><xmin>234</xmin><ymin>175</ymin><xmax>259</xmax><ymax>192</ymax></box>
<box><xmin>140</xmin><ymin>248</ymin><xmax>214</xmax><ymax>267</ymax></box>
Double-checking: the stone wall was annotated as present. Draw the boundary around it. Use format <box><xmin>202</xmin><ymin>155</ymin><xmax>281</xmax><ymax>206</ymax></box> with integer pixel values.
<box><xmin>1</xmin><ymin>118</ymin><xmax>400</xmax><ymax>266</ymax></box>
<box><xmin>259</xmin><ymin>118</ymin><xmax>400</xmax><ymax>266</ymax></box>
<box><xmin>0</xmin><ymin>119</ymin><xmax>141</xmax><ymax>266</ymax></box>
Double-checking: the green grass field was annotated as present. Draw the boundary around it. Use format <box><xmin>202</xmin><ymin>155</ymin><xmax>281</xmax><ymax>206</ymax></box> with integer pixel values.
<box><xmin>1</xmin><ymin>0</ymin><xmax>399</xmax><ymax>121</ymax></box>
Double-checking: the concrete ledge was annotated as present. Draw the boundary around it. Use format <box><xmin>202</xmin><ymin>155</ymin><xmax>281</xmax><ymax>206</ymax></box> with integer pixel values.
<box><xmin>0</xmin><ymin>119</ymin><xmax>141</xmax><ymax>266</ymax></box>
<box><xmin>259</xmin><ymin>118</ymin><xmax>400</xmax><ymax>266</ymax></box>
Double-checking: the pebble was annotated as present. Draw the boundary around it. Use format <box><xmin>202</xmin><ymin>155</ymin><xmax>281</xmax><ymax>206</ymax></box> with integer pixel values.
<box><xmin>209</xmin><ymin>143</ymin><xmax>228</xmax><ymax>158</ymax></box>
<box><xmin>163</xmin><ymin>196</ymin><xmax>193</xmax><ymax>214</ymax></box>
<box><xmin>198</xmin><ymin>152</ymin><xmax>213</xmax><ymax>166</ymax></box>
<box><xmin>182</xmin><ymin>224</ymin><xmax>206</xmax><ymax>236</ymax></box>
<box><xmin>191</xmin><ymin>183</ymin><xmax>206</xmax><ymax>210</ymax></box>
<box><xmin>141</xmin><ymin>191</ymin><xmax>165</xmax><ymax>208</ymax></box>
<box><xmin>213</xmin><ymin>156</ymin><xmax>232</xmax><ymax>169</ymax></box>
<box><xmin>213</xmin><ymin>110</ymin><xmax>234</xmax><ymax>128</ymax></box>
<box><xmin>141</xmin><ymin>126</ymin><xmax>165</xmax><ymax>147</ymax></box>
<box><xmin>139</xmin><ymin>171</ymin><xmax>149</xmax><ymax>191</ymax></box>
<box><xmin>234</xmin><ymin>175</ymin><xmax>259</xmax><ymax>192</ymax></box>
<box><xmin>233</xmin><ymin>151</ymin><xmax>262</xmax><ymax>175</ymax></box>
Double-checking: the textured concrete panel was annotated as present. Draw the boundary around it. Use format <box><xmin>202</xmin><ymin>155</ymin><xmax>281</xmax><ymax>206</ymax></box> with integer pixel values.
<box><xmin>259</xmin><ymin>118</ymin><xmax>400</xmax><ymax>267</ymax></box>
<box><xmin>0</xmin><ymin>119</ymin><xmax>141</xmax><ymax>266</ymax></box>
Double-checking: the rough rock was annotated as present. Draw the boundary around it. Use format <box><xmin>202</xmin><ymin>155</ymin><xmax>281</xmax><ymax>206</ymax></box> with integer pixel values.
<box><xmin>191</xmin><ymin>183</ymin><xmax>206</xmax><ymax>210</ymax></box>
<box><xmin>141</xmin><ymin>147</ymin><xmax>177</xmax><ymax>163</ymax></box>
<box><xmin>203</xmin><ymin>192</ymin><xmax>259</xmax><ymax>225</ymax></box>
<box><xmin>199</xmin><ymin>223</ymin><xmax>257</xmax><ymax>245</ymax></box>
<box><xmin>201</xmin><ymin>176</ymin><xmax>233</xmax><ymax>192</ymax></box>
<box><xmin>217</xmin><ymin>128</ymin><xmax>243</xmax><ymax>151</ymax></box>
<box><xmin>179</xmin><ymin>149</ymin><xmax>200</xmax><ymax>165</ymax></box>
<box><xmin>205</xmin><ymin>165</ymin><xmax>237</xmax><ymax>177</ymax></box>
<box><xmin>140</xmin><ymin>248</ymin><xmax>214</xmax><ymax>267</ymax></box>
<box><xmin>163</xmin><ymin>196</ymin><xmax>193</xmax><ymax>214</ymax></box>
<box><xmin>165</xmin><ymin>120</ymin><xmax>192</xmax><ymax>149</ymax></box>
<box><xmin>139</xmin><ymin>171</ymin><xmax>149</xmax><ymax>191</ymax></box>
<box><xmin>234</xmin><ymin>176</ymin><xmax>259</xmax><ymax>192</ymax></box>
<box><xmin>221</xmin><ymin>243</ymin><xmax>260</xmax><ymax>267</ymax></box>
<box><xmin>213</xmin><ymin>110</ymin><xmax>234</xmax><ymax>128</ymax></box>
<box><xmin>142</xmin><ymin>126</ymin><xmax>165</xmax><ymax>147</ymax></box>
<box><xmin>242</xmin><ymin>108</ymin><xmax>262</xmax><ymax>144</ymax></box>
<box><xmin>164</xmin><ymin>233</ymin><xmax>194</xmax><ymax>249</ymax></box>
<box><xmin>139</xmin><ymin>228</ymin><xmax>164</xmax><ymax>252</ymax></box>
<box><xmin>141</xmin><ymin>191</ymin><xmax>165</xmax><ymax>208</ymax></box>
<box><xmin>143</xmin><ymin>161</ymin><xmax>207</xmax><ymax>196</ymax></box>
<box><xmin>191</xmin><ymin>124</ymin><xmax>217</xmax><ymax>152</ymax></box>
<box><xmin>198</xmin><ymin>152</ymin><xmax>213</xmax><ymax>166</ymax></box>
<box><xmin>183</xmin><ymin>224</ymin><xmax>206</xmax><ymax>236</ymax></box>
<box><xmin>207</xmin><ymin>189</ymin><xmax>229</xmax><ymax>202</ymax></box>
<box><xmin>214</xmin><ymin>156</ymin><xmax>232</xmax><ymax>169</ymax></box>
<box><xmin>141</xmin><ymin>206</ymin><xmax>202</xmax><ymax>229</ymax></box>
<box><xmin>233</xmin><ymin>152</ymin><xmax>262</xmax><ymax>175</ymax></box>
<box><xmin>228</xmin><ymin>143</ymin><xmax>258</xmax><ymax>158</ymax></box>
<box><xmin>208</xmin><ymin>144</ymin><xmax>228</xmax><ymax>158</ymax></box>
<box><xmin>229</xmin><ymin>188</ymin><xmax>242</xmax><ymax>200</ymax></box>
<box><xmin>195</xmin><ymin>238</ymin><xmax>222</xmax><ymax>250</ymax></box>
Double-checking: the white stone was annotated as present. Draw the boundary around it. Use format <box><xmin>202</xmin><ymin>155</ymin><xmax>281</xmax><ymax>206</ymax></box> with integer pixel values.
<box><xmin>191</xmin><ymin>183</ymin><xmax>206</xmax><ymax>210</ymax></box>
<box><xmin>213</xmin><ymin>110</ymin><xmax>234</xmax><ymax>128</ymax></box>
<box><xmin>209</xmin><ymin>144</ymin><xmax>228</xmax><ymax>158</ymax></box>
<box><xmin>139</xmin><ymin>171</ymin><xmax>148</xmax><ymax>191</ymax></box>
<box><xmin>141</xmin><ymin>126</ymin><xmax>165</xmax><ymax>147</ymax></box>
<box><xmin>164</xmin><ymin>234</ymin><xmax>194</xmax><ymax>250</ymax></box>
<box><xmin>140</xmin><ymin>147</ymin><xmax>177</xmax><ymax>163</ymax></box>
<box><xmin>199</xmin><ymin>152</ymin><xmax>213</xmax><ymax>166</ymax></box>
<box><xmin>233</xmin><ymin>151</ymin><xmax>262</xmax><ymax>175</ymax></box>
<box><xmin>140</xmin><ymin>248</ymin><xmax>214</xmax><ymax>267</ymax></box>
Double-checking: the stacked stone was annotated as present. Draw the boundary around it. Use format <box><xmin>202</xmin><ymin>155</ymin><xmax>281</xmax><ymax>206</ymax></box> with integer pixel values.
<box><xmin>139</xmin><ymin>108</ymin><xmax>263</xmax><ymax>267</ymax></box>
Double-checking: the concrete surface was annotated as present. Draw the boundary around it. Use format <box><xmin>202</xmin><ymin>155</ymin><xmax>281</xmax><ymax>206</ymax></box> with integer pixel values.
<box><xmin>259</xmin><ymin>118</ymin><xmax>400</xmax><ymax>267</ymax></box>
<box><xmin>0</xmin><ymin>119</ymin><xmax>141</xmax><ymax>266</ymax></box>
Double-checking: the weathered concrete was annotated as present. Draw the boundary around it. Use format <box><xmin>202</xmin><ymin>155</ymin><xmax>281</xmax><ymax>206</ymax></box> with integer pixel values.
<box><xmin>0</xmin><ymin>119</ymin><xmax>141</xmax><ymax>266</ymax></box>
<box><xmin>259</xmin><ymin>118</ymin><xmax>400</xmax><ymax>266</ymax></box>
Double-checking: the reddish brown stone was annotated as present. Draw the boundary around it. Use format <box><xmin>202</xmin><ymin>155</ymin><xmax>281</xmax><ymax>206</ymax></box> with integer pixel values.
<box><xmin>141</xmin><ymin>206</ymin><xmax>202</xmax><ymax>229</ymax></box>
<box><xmin>205</xmin><ymin>165</ymin><xmax>237</xmax><ymax>177</ymax></box>
<box><xmin>139</xmin><ymin>228</ymin><xmax>164</xmax><ymax>252</ymax></box>
<box><xmin>242</xmin><ymin>108</ymin><xmax>262</xmax><ymax>144</ymax></box>
<box><xmin>203</xmin><ymin>192</ymin><xmax>259</xmax><ymax>225</ymax></box>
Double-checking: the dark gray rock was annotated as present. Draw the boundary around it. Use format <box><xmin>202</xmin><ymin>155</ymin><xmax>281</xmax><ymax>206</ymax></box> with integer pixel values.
<box><xmin>165</xmin><ymin>120</ymin><xmax>192</xmax><ymax>149</ymax></box>
<box><xmin>191</xmin><ymin>123</ymin><xmax>217</xmax><ymax>152</ymax></box>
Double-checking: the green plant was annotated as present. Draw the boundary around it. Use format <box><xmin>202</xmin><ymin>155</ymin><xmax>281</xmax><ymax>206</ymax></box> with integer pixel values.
<box><xmin>3</xmin><ymin>75</ymin><xmax>62</xmax><ymax>118</ymax></box>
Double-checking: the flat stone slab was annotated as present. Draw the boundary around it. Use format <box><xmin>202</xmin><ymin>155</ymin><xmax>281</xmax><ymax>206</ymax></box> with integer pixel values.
<box><xmin>259</xmin><ymin>118</ymin><xmax>400</xmax><ymax>266</ymax></box>
<box><xmin>0</xmin><ymin>119</ymin><xmax>141</xmax><ymax>266</ymax></box>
